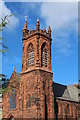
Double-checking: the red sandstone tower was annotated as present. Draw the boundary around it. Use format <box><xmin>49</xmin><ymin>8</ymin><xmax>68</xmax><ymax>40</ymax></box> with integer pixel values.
<box><xmin>2</xmin><ymin>19</ymin><xmax>79</xmax><ymax>120</ymax></box>
<box><xmin>20</xmin><ymin>19</ymin><xmax>55</xmax><ymax>119</ymax></box>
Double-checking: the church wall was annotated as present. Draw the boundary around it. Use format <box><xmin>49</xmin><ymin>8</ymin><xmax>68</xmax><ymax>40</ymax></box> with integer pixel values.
<box><xmin>20</xmin><ymin>70</ymin><xmax>38</xmax><ymax>118</ymax></box>
<box><xmin>56</xmin><ymin>99</ymin><xmax>79</xmax><ymax>120</ymax></box>
<box><xmin>20</xmin><ymin>69</ymin><xmax>54</xmax><ymax>119</ymax></box>
<box><xmin>2</xmin><ymin>72</ymin><xmax>21</xmax><ymax>118</ymax></box>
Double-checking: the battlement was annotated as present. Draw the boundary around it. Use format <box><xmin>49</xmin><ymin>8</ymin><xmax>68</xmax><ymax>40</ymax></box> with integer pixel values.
<box><xmin>22</xmin><ymin>19</ymin><xmax>52</xmax><ymax>41</ymax></box>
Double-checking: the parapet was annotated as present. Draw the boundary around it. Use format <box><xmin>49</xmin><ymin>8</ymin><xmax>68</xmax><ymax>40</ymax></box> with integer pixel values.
<box><xmin>22</xmin><ymin>19</ymin><xmax>52</xmax><ymax>41</ymax></box>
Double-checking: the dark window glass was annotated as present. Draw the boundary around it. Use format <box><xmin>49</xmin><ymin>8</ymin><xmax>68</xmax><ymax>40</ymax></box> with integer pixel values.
<box><xmin>26</xmin><ymin>94</ymin><xmax>31</xmax><ymax>108</ymax></box>
<box><xmin>67</xmin><ymin>105</ymin><xmax>70</xmax><ymax>115</ymax></box>
<box><xmin>29</xmin><ymin>95</ymin><xmax>31</xmax><ymax>107</ymax></box>
<box><xmin>10</xmin><ymin>94</ymin><xmax>16</xmax><ymax>109</ymax></box>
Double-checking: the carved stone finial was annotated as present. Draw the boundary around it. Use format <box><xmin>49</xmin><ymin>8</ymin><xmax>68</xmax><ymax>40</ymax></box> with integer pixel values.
<box><xmin>24</xmin><ymin>20</ymin><xmax>28</xmax><ymax>29</ymax></box>
<box><xmin>23</xmin><ymin>18</ymin><xmax>29</xmax><ymax>35</ymax></box>
<box><xmin>37</xmin><ymin>18</ymin><xmax>39</xmax><ymax>22</ymax></box>
<box><xmin>13</xmin><ymin>66</ymin><xmax>15</xmax><ymax>72</ymax></box>
<box><xmin>25</xmin><ymin>16</ymin><xmax>28</xmax><ymax>21</ymax></box>
<box><xmin>23</xmin><ymin>16</ymin><xmax>28</xmax><ymax>30</ymax></box>
<box><xmin>48</xmin><ymin>25</ymin><xmax>51</xmax><ymax>37</ymax></box>
<box><xmin>36</xmin><ymin>18</ymin><xmax>40</xmax><ymax>31</ymax></box>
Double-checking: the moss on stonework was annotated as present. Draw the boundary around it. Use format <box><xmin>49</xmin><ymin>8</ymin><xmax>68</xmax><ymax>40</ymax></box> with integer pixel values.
<box><xmin>0</xmin><ymin>87</ymin><xmax>7</xmax><ymax>95</ymax></box>
<box><xmin>1</xmin><ymin>74</ymin><xmax>20</xmax><ymax>95</ymax></box>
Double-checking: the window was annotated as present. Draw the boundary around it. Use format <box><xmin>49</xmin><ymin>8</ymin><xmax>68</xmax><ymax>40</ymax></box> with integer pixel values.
<box><xmin>10</xmin><ymin>94</ymin><xmax>16</xmax><ymax>109</ymax></box>
<box><xmin>71</xmin><ymin>105</ymin><xmax>73</xmax><ymax>116</ymax></box>
<box><xmin>45</xmin><ymin>49</ymin><xmax>47</xmax><ymax>67</ymax></box>
<box><xmin>28</xmin><ymin>95</ymin><xmax>31</xmax><ymax>107</ymax></box>
<box><xmin>29</xmin><ymin>80</ymin><xmax>30</xmax><ymax>87</ymax></box>
<box><xmin>67</xmin><ymin>104</ymin><xmax>70</xmax><ymax>115</ymax></box>
<box><xmin>26</xmin><ymin>94</ymin><xmax>31</xmax><ymax>108</ymax></box>
<box><xmin>28</xmin><ymin>43</ymin><xmax>34</xmax><ymax>66</ymax></box>
<box><xmin>41</xmin><ymin>43</ymin><xmax>47</xmax><ymax>67</ymax></box>
<box><xmin>43</xmin><ymin>81</ymin><xmax>45</xmax><ymax>90</ymax></box>
<box><xmin>12</xmin><ymin>88</ymin><xmax>15</xmax><ymax>93</ymax></box>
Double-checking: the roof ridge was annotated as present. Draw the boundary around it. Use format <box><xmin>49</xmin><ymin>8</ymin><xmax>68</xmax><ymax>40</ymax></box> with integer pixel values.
<box><xmin>66</xmin><ymin>87</ymin><xmax>72</xmax><ymax>99</ymax></box>
<box><xmin>53</xmin><ymin>81</ymin><xmax>67</xmax><ymax>87</ymax></box>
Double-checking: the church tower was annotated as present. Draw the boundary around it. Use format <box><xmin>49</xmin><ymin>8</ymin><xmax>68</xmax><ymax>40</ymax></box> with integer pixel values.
<box><xmin>20</xmin><ymin>19</ymin><xmax>55</xmax><ymax>119</ymax></box>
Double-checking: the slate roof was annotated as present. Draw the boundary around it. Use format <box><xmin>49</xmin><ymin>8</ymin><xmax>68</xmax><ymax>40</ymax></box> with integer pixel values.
<box><xmin>53</xmin><ymin>82</ymin><xmax>79</xmax><ymax>102</ymax></box>
<box><xmin>10</xmin><ymin>72</ymin><xmax>79</xmax><ymax>102</ymax></box>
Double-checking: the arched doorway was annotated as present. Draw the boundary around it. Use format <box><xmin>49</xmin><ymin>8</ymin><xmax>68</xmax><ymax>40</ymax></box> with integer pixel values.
<box><xmin>9</xmin><ymin>115</ymin><xmax>15</xmax><ymax>120</ymax></box>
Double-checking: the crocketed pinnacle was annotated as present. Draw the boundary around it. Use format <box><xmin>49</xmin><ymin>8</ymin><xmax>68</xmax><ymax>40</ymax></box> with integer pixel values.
<box><xmin>23</xmin><ymin>20</ymin><xmax>28</xmax><ymax>30</ymax></box>
<box><xmin>36</xmin><ymin>18</ymin><xmax>40</xmax><ymax>31</ymax></box>
<box><xmin>48</xmin><ymin>25</ymin><xmax>51</xmax><ymax>37</ymax></box>
<box><xmin>13</xmin><ymin>66</ymin><xmax>15</xmax><ymax>72</ymax></box>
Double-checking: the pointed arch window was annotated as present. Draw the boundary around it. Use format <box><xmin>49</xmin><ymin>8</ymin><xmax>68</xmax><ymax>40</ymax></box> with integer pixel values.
<box><xmin>41</xmin><ymin>43</ymin><xmax>47</xmax><ymax>67</ymax></box>
<box><xmin>29</xmin><ymin>95</ymin><xmax>31</xmax><ymax>107</ymax></box>
<box><xmin>27</xmin><ymin>43</ymin><xmax>34</xmax><ymax>66</ymax></box>
<box><xmin>67</xmin><ymin>104</ymin><xmax>70</xmax><ymax>115</ymax></box>
<box><xmin>10</xmin><ymin>90</ymin><xmax>16</xmax><ymax>109</ymax></box>
<box><xmin>26</xmin><ymin>94</ymin><xmax>31</xmax><ymax>108</ymax></box>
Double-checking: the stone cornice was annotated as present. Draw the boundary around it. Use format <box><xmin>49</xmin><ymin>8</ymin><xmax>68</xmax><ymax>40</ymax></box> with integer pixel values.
<box><xmin>22</xmin><ymin>31</ymin><xmax>52</xmax><ymax>42</ymax></box>
<box><xmin>21</xmin><ymin>67</ymin><xmax>53</xmax><ymax>75</ymax></box>
<box><xmin>56</xmin><ymin>97</ymin><xmax>79</xmax><ymax>103</ymax></box>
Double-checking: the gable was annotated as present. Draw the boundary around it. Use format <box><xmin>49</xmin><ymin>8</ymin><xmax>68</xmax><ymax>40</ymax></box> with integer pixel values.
<box><xmin>3</xmin><ymin>72</ymin><xmax>20</xmax><ymax>96</ymax></box>
<box><xmin>9</xmin><ymin>72</ymin><xmax>20</xmax><ymax>88</ymax></box>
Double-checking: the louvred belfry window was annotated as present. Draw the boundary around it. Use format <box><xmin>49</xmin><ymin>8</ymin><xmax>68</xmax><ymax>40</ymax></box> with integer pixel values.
<box><xmin>41</xmin><ymin>43</ymin><xmax>47</xmax><ymax>67</ymax></box>
<box><xmin>28</xmin><ymin>43</ymin><xmax>34</xmax><ymax>66</ymax></box>
<box><xmin>45</xmin><ymin>49</ymin><xmax>47</xmax><ymax>67</ymax></box>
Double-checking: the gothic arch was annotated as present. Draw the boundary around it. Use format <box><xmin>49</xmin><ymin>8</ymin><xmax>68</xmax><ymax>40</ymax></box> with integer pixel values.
<box><xmin>41</xmin><ymin>42</ymin><xmax>48</xmax><ymax>50</ymax></box>
<box><xmin>10</xmin><ymin>90</ymin><xmax>16</xmax><ymax>109</ymax></box>
<box><xmin>41</xmin><ymin>42</ymin><xmax>48</xmax><ymax>67</ymax></box>
<box><xmin>27</xmin><ymin>42</ymin><xmax>34</xmax><ymax>52</ymax></box>
<box><xmin>7</xmin><ymin>113</ymin><xmax>15</xmax><ymax>119</ymax></box>
<box><xmin>27</xmin><ymin>42</ymin><xmax>34</xmax><ymax>66</ymax></box>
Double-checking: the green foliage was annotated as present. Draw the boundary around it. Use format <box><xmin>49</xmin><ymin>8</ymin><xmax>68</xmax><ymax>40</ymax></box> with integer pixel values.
<box><xmin>0</xmin><ymin>14</ymin><xmax>14</xmax><ymax>53</ymax></box>
<box><xmin>1</xmin><ymin>77</ymin><xmax>20</xmax><ymax>95</ymax></box>
<box><xmin>0</xmin><ymin>15</ymin><xmax>14</xmax><ymax>31</ymax></box>
<box><xmin>0</xmin><ymin>74</ymin><xmax>9</xmax><ymax>94</ymax></box>
<box><xmin>0</xmin><ymin>88</ymin><xmax>6</xmax><ymax>95</ymax></box>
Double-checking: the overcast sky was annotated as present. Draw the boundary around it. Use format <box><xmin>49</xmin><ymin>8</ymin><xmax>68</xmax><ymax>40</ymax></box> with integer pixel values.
<box><xmin>0</xmin><ymin>1</ymin><xmax>79</xmax><ymax>85</ymax></box>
